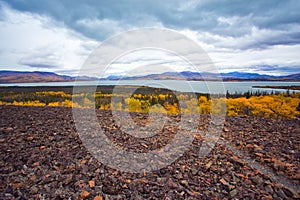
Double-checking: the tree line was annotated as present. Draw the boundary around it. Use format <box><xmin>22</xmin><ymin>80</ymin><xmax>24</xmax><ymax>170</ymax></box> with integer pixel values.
<box><xmin>0</xmin><ymin>90</ymin><xmax>299</xmax><ymax>118</ymax></box>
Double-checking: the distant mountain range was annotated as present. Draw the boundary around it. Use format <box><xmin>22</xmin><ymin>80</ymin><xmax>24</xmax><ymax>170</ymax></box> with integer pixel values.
<box><xmin>104</xmin><ymin>71</ymin><xmax>300</xmax><ymax>81</ymax></box>
<box><xmin>0</xmin><ymin>70</ymin><xmax>299</xmax><ymax>83</ymax></box>
<box><xmin>0</xmin><ymin>71</ymin><xmax>97</xmax><ymax>83</ymax></box>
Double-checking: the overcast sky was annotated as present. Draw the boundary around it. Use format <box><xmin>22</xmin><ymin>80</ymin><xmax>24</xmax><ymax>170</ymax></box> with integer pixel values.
<box><xmin>0</xmin><ymin>0</ymin><xmax>299</xmax><ymax>76</ymax></box>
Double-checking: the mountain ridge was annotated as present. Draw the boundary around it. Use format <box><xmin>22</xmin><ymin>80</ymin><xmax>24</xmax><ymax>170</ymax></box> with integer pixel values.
<box><xmin>0</xmin><ymin>70</ymin><xmax>299</xmax><ymax>83</ymax></box>
<box><xmin>103</xmin><ymin>71</ymin><xmax>300</xmax><ymax>81</ymax></box>
<box><xmin>0</xmin><ymin>71</ymin><xmax>98</xmax><ymax>83</ymax></box>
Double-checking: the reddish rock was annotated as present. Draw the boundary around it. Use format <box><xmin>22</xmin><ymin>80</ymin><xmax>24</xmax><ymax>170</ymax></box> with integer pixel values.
<box><xmin>80</xmin><ymin>191</ymin><xmax>90</xmax><ymax>199</ymax></box>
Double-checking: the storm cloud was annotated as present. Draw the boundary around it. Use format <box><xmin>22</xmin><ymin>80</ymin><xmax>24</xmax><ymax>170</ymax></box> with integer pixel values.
<box><xmin>0</xmin><ymin>0</ymin><xmax>300</xmax><ymax>76</ymax></box>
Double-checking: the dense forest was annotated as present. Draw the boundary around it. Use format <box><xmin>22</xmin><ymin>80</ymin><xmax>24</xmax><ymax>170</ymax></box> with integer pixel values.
<box><xmin>0</xmin><ymin>87</ymin><xmax>299</xmax><ymax>118</ymax></box>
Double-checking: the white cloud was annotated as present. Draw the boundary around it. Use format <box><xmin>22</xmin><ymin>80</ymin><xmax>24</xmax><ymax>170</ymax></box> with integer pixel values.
<box><xmin>104</xmin><ymin>49</ymin><xmax>195</xmax><ymax>77</ymax></box>
<box><xmin>180</xmin><ymin>28</ymin><xmax>300</xmax><ymax>75</ymax></box>
<box><xmin>0</xmin><ymin>4</ymin><xmax>98</xmax><ymax>75</ymax></box>
<box><xmin>76</xmin><ymin>18</ymin><xmax>124</xmax><ymax>38</ymax></box>
<box><xmin>0</xmin><ymin>1</ymin><xmax>300</xmax><ymax>77</ymax></box>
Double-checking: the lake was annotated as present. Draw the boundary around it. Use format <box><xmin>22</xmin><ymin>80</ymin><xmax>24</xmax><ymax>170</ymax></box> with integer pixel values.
<box><xmin>0</xmin><ymin>80</ymin><xmax>299</xmax><ymax>94</ymax></box>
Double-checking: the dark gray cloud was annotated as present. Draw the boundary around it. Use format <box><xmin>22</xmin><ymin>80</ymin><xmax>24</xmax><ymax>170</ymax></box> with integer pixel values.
<box><xmin>254</xmin><ymin>65</ymin><xmax>299</xmax><ymax>74</ymax></box>
<box><xmin>1</xmin><ymin>0</ymin><xmax>300</xmax><ymax>76</ymax></box>
<box><xmin>3</xmin><ymin>0</ymin><xmax>300</xmax><ymax>46</ymax></box>
<box><xmin>20</xmin><ymin>62</ymin><xmax>58</xmax><ymax>69</ymax></box>
<box><xmin>54</xmin><ymin>69</ymin><xmax>80</xmax><ymax>76</ymax></box>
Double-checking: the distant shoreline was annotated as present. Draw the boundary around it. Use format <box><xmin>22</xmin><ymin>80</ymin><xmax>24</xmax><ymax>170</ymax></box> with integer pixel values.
<box><xmin>252</xmin><ymin>85</ymin><xmax>300</xmax><ymax>91</ymax></box>
<box><xmin>1</xmin><ymin>79</ymin><xmax>300</xmax><ymax>84</ymax></box>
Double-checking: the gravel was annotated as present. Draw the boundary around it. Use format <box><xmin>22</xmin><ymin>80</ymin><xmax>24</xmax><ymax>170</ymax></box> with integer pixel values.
<box><xmin>0</xmin><ymin>106</ymin><xmax>299</xmax><ymax>199</ymax></box>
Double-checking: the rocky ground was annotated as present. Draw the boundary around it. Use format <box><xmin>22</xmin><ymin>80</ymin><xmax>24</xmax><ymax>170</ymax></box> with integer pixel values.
<box><xmin>0</xmin><ymin>105</ymin><xmax>299</xmax><ymax>199</ymax></box>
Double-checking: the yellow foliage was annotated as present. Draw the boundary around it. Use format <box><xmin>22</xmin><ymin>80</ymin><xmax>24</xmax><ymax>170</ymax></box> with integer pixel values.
<box><xmin>177</xmin><ymin>94</ymin><xmax>187</xmax><ymax>101</ymax></box>
<box><xmin>149</xmin><ymin>104</ymin><xmax>166</xmax><ymax>114</ymax></box>
<box><xmin>164</xmin><ymin>102</ymin><xmax>179</xmax><ymax>114</ymax></box>
<box><xmin>111</xmin><ymin>101</ymin><xmax>123</xmax><ymax>111</ymax></box>
<box><xmin>1</xmin><ymin>90</ymin><xmax>299</xmax><ymax>118</ymax></box>
<box><xmin>94</xmin><ymin>93</ymin><xmax>114</xmax><ymax>98</ymax></box>
<box><xmin>48</xmin><ymin>102</ymin><xmax>60</xmax><ymax>107</ymax></box>
<box><xmin>0</xmin><ymin>101</ymin><xmax>11</xmax><ymax>106</ymax></box>
<box><xmin>83</xmin><ymin>98</ymin><xmax>94</xmax><ymax>108</ymax></box>
<box><xmin>11</xmin><ymin>100</ymin><xmax>46</xmax><ymax>106</ymax></box>
<box><xmin>226</xmin><ymin>97</ymin><xmax>251</xmax><ymax>116</ymax></box>
<box><xmin>248</xmin><ymin>95</ymin><xmax>300</xmax><ymax>118</ymax></box>
<box><xmin>180</xmin><ymin>98</ymin><xmax>198</xmax><ymax>114</ymax></box>
<box><xmin>48</xmin><ymin>100</ymin><xmax>78</xmax><ymax>107</ymax></box>
<box><xmin>158</xmin><ymin>94</ymin><xmax>166</xmax><ymax>101</ymax></box>
<box><xmin>126</xmin><ymin>97</ymin><xmax>142</xmax><ymax>112</ymax></box>
<box><xmin>223</xmin><ymin>94</ymin><xmax>300</xmax><ymax>118</ymax></box>
<box><xmin>212</xmin><ymin>98</ymin><xmax>226</xmax><ymax>115</ymax></box>
<box><xmin>36</xmin><ymin>91</ymin><xmax>71</xmax><ymax>98</ymax></box>
<box><xmin>198</xmin><ymin>96</ymin><xmax>212</xmax><ymax>114</ymax></box>
<box><xmin>99</xmin><ymin>103</ymin><xmax>111</xmax><ymax>110</ymax></box>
